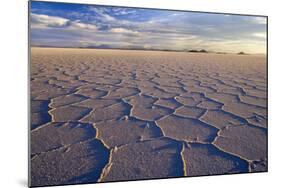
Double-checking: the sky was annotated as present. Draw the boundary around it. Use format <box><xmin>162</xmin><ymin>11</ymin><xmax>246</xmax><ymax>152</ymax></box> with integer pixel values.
<box><xmin>30</xmin><ymin>1</ymin><xmax>267</xmax><ymax>54</ymax></box>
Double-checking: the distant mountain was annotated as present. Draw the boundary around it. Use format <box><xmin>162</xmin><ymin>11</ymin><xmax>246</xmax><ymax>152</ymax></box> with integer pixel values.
<box><xmin>238</xmin><ymin>51</ymin><xmax>248</xmax><ymax>55</ymax></box>
<box><xmin>189</xmin><ymin>49</ymin><xmax>208</xmax><ymax>53</ymax></box>
<box><xmin>85</xmin><ymin>44</ymin><xmax>112</xmax><ymax>49</ymax></box>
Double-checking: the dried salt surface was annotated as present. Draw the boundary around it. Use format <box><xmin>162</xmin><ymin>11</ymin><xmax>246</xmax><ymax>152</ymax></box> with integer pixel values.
<box><xmin>200</xmin><ymin>110</ymin><xmax>247</xmax><ymax>129</ymax></box>
<box><xmin>174</xmin><ymin>106</ymin><xmax>206</xmax><ymax>118</ymax></box>
<box><xmin>213</xmin><ymin>125</ymin><xmax>267</xmax><ymax>161</ymax></box>
<box><xmin>250</xmin><ymin>159</ymin><xmax>268</xmax><ymax>172</ymax></box>
<box><xmin>175</xmin><ymin>96</ymin><xmax>200</xmax><ymax>106</ymax></box>
<box><xmin>197</xmin><ymin>99</ymin><xmax>223</xmax><ymax>110</ymax></box>
<box><xmin>94</xmin><ymin>119</ymin><xmax>163</xmax><ymax>147</ymax></box>
<box><xmin>154</xmin><ymin>98</ymin><xmax>182</xmax><ymax>109</ymax></box>
<box><xmin>31</xmin><ymin>122</ymin><xmax>96</xmax><ymax>154</ymax></box>
<box><xmin>222</xmin><ymin>102</ymin><xmax>267</xmax><ymax>119</ymax></box>
<box><xmin>31</xmin><ymin>100</ymin><xmax>49</xmax><ymax>113</ymax></box>
<box><xmin>183</xmin><ymin>143</ymin><xmax>249</xmax><ymax>176</ymax></box>
<box><xmin>75</xmin><ymin>98</ymin><xmax>119</xmax><ymax>109</ymax></box>
<box><xmin>156</xmin><ymin>115</ymin><xmax>218</xmax><ymax>142</ymax></box>
<box><xmin>31</xmin><ymin>139</ymin><xmax>109</xmax><ymax>187</ymax></box>
<box><xmin>100</xmin><ymin>138</ymin><xmax>184</xmax><ymax>182</ymax></box>
<box><xmin>131</xmin><ymin>105</ymin><xmax>172</xmax><ymax>121</ymax></box>
<box><xmin>31</xmin><ymin>48</ymin><xmax>267</xmax><ymax>186</ymax></box>
<box><xmin>247</xmin><ymin>115</ymin><xmax>267</xmax><ymax>129</ymax></box>
<box><xmin>128</xmin><ymin>94</ymin><xmax>173</xmax><ymax>121</ymax></box>
<box><xmin>31</xmin><ymin>111</ymin><xmax>51</xmax><ymax>130</ymax></box>
<box><xmin>50</xmin><ymin>105</ymin><xmax>91</xmax><ymax>122</ymax></box>
<box><xmin>76</xmin><ymin>88</ymin><xmax>107</xmax><ymax>99</ymax></box>
<box><xmin>49</xmin><ymin>94</ymin><xmax>88</xmax><ymax>108</ymax></box>
<box><xmin>31</xmin><ymin>99</ymin><xmax>52</xmax><ymax>130</ymax></box>
<box><xmin>81</xmin><ymin>102</ymin><xmax>130</xmax><ymax>123</ymax></box>
<box><xmin>103</xmin><ymin>87</ymin><xmax>140</xmax><ymax>99</ymax></box>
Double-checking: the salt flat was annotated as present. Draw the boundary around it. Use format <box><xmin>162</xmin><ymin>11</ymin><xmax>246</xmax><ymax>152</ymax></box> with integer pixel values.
<box><xmin>30</xmin><ymin>47</ymin><xmax>267</xmax><ymax>186</ymax></box>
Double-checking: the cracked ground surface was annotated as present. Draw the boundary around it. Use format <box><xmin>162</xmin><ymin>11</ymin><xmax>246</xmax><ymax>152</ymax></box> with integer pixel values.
<box><xmin>30</xmin><ymin>48</ymin><xmax>267</xmax><ymax>186</ymax></box>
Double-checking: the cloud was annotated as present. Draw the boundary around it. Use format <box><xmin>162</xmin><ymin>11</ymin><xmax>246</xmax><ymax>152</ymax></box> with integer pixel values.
<box><xmin>31</xmin><ymin>13</ymin><xmax>97</xmax><ymax>31</ymax></box>
<box><xmin>87</xmin><ymin>7</ymin><xmax>116</xmax><ymax>22</ymax></box>
<box><xmin>111</xmin><ymin>9</ymin><xmax>136</xmax><ymax>16</ymax></box>
<box><xmin>253</xmin><ymin>32</ymin><xmax>266</xmax><ymax>39</ymax></box>
<box><xmin>110</xmin><ymin>27</ymin><xmax>140</xmax><ymax>35</ymax></box>
<box><xmin>70</xmin><ymin>21</ymin><xmax>97</xmax><ymax>30</ymax></box>
<box><xmin>253</xmin><ymin>17</ymin><xmax>267</xmax><ymax>25</ymax></box>
<box><xmin>30</xmin><ymin>13</ymin><xmax>69</xmax><ymax>28</ymax></box>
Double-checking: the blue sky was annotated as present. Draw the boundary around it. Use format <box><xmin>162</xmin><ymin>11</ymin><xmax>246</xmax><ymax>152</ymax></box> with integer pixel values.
<box><xmin>30</xmin><ymin>1</ymin><xmax>267</xmax><ymax>53</ymax></box>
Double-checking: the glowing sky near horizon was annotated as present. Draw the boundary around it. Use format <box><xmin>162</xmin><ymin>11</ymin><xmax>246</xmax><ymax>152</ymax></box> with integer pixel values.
<box><xmin>30</xmin><ymin>1</ymin><xmax>267</xmax><ymax>54</ymax></box>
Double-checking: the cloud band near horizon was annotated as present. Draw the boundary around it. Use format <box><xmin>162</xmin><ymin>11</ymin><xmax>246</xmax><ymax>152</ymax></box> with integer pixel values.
<box><xmin>30</xmin><ymin>1</ymin><xmax>267</xmax><ymax>54</ymax></box>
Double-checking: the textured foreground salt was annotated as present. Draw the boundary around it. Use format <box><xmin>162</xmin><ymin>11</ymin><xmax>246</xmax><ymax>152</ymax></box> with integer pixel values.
<box><xmin>30</xmin><ymin>48</ymin><xmax>267</xmax><ymax>186</ymax></box>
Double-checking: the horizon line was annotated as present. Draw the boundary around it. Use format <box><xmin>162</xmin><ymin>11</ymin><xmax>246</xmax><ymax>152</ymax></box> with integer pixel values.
<box><xmin>30</xmin><ymin>45</ymin><xmax>266</xmax><ymax>55</ymax></box>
